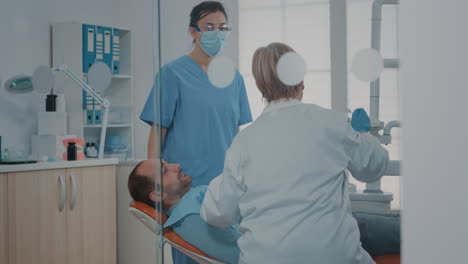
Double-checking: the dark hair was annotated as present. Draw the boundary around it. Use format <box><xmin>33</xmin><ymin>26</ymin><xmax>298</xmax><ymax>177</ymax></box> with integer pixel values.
<box><xmin>189</xmin><ymin>1</ymin><xmax>228</xmax><ymax>28</ymax></box>
<box><xmin>128</xmin><ymin>161</ymin><xmax>157</xmax><ymax>208</ymax></box>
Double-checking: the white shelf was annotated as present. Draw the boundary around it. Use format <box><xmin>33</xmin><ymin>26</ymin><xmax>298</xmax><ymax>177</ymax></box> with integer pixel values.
<box><xmin>112</xmin><ymin>75</ymin><xmax>132</xmax><ymax>79</ymax></box>
<box><xmin>53</xmin><ymin>22</ymin><xmax>134</xmax><ymax>159</ymax></box>
<box><xmin>84</xmin><ymin>124</ymin><xmax>133</xmax><ymax>128</ymax></box>
<box><xmin>82</xmin><ymin>73</ymin><xmax>132</xmax><ymax>79</ymax></box>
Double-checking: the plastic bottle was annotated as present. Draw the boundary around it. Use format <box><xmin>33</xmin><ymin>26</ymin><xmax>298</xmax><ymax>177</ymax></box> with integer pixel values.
<box><xmin>85</xmin><ymin>142</ymin><xmax>91</xmax><ymax>157</ymax></box>
<box><xmin>89</xmin><ymin>143</ymin><xmax>98</xmax><ymax>158</ymax></box>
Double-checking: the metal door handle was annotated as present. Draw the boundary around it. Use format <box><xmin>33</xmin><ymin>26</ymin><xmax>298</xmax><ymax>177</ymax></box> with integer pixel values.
<box><xmin>58</xmin><ymin>175</ymin><xmax>65</xmax><ymax>212</ymax></box>
<box><xmin>70</xmin><ymin>174</ymin><xmax>77</xmax><ymax>210</ymax></box>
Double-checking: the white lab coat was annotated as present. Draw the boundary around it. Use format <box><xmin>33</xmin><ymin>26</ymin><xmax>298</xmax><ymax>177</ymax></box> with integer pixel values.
<box><xmin>201</xmin><ymin>99</ymin><xmax>389</xmax><ymax>264</ymax></box>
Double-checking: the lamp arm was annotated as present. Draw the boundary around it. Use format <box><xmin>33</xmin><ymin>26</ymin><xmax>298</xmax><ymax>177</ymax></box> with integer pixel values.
<box><xmin>54</xmin><ymin>64</ymin><xmax>106</xmax><ymax>106</ymax></box>
<box><xmin>54</xmin><ymin>64</ymin><xmax>111</xmax><ymax>159</ymax></box>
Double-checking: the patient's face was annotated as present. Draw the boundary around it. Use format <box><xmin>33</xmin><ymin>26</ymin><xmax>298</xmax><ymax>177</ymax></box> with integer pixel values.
<box><xmin>162</xmin><ymin>163</ymin><xmax>192</xmax><ymax>198</ymax></box>
<box><xmin>139</xmin><ymin>160</ymin><xmax>192</xmax><ymax>204</ymax></box>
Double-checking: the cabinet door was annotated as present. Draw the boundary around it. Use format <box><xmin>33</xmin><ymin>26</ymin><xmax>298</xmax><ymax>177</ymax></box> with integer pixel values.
<box><xmin>67</xmin><ymin>166</ymin><xmax>116</xmax><ymax>264</ymax></box>
<box><xmin>1</xmin><ymin>173</ymin><xmax>7</xmax><ymax>264</ymax></box>
<box><xmin>8</xmin><ymin>170</ymin><xmax>67</xmax><ymax>264</ymax></box>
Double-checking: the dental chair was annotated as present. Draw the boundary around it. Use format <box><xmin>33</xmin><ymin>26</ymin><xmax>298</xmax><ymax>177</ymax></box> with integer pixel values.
<box><xmin>129</xmin><ymin>201</ymin><xmax>400</xmax><ymax>264</ymax></box>
<box><xmin>129</xmin><ymin>201</ymin><xmax>223</xmax><ymax>264</ymax></box>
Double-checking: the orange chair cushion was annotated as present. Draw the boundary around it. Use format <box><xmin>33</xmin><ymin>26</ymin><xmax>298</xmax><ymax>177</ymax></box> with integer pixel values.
<box><xmin>130</xmin><ymin>201</ymin><xmax>215</xmax><ymax>260</ymax></box>
<box><xmin>372</xmin><ymin>254</ymin><xmax>401</xmax><ymax>264</ymax></box>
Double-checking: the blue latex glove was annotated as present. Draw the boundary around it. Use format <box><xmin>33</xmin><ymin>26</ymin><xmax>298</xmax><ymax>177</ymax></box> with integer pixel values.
<box><xmin>196</xmin><ymin>189</ymin><xmax>207</xmax><ymax>204</ymax></box>
<box><xmin>351</xmin><ymin>108</ymin><xmax>371</xmax><ymax>132</ymax></box>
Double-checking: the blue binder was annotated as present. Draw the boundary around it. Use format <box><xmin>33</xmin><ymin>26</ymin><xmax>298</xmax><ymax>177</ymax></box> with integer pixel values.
<box><xmin>103</xmin><ymin>27</ymin><xmax>113</xmax><ymax>71</ymax></box>
<box><xmin>96</xmin><ymin>26</ymin><xmax>105</xmax><ymax>66</ymax></box>
<box><xmin>82</xmin><ymin>24</ymin><xmax>96</xmax><ymax>73</ymax></box>
<box><xmin>112</xmin><ymin>28</ymin><xmax>120</xmax><ymax>74</ymax></box>
<box><xmin>83</xmin><ymin>76</ymin><xmax>94</xmax><ymax>124</ymax></box>
<box><xmin>93</xmin><ymin>92</ymin><xmax>102</xmax><ymax>125</ymax></box>
<box><xmin>86</xmin><ymin>101</ymin><xmax>94</xmax><ymax>124</ymax></box>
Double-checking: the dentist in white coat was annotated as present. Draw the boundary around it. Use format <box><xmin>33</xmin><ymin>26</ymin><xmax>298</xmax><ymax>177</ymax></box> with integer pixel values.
<box><xmin>200</xmin><ymin>42</ymin><xmax>389</xmax><ymax>264</ymax></box>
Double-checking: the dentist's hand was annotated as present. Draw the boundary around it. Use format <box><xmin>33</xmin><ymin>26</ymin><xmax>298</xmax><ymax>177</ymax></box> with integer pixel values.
<box><xmin>351</xmin><ymin>108</ymin><xmax>371</xmax><ymax>133</ymax></box>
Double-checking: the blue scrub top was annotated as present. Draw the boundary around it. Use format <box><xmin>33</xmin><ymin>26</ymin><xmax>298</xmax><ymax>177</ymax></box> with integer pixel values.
<box><xmin>140</xmin><ymin>55</ymin><xmax>252</xmax><ymax>186</ymax></box>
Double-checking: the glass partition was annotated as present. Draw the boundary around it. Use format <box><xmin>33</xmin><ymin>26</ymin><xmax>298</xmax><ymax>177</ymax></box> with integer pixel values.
<box><xmin>150</xmin><ymin>0</ymin><xmax>401</xmax><ymax>263</ymax></box>
<box><xmin>152</xmin><ymin>1</ymin><xmax>243</xmax><ymax>263</ymax></box>
<box><xmin>347</xmin><ymin>0</ymin><xmax>401</xmax><ymax>209</ymax></box>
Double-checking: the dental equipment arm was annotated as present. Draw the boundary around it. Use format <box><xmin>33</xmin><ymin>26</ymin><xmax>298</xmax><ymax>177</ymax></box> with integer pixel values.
<box><xmin>381</xmin><ymin>121</ymin><xmax>401</xmax><ymax>145</ymax></box>
<box><xmin>54</xmin><ymin>64</ymin><xmax>111</xmax><ymax>159</ymax></box>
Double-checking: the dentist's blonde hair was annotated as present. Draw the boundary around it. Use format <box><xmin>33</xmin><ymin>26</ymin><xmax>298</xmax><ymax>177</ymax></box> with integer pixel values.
<box><xmin>252</xmin><ymin>42</ymin><xmax>303</xmax><ymax>103</ymax></box>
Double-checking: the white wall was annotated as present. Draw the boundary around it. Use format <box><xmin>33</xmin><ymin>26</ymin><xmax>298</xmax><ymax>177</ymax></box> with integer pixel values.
<box><xmin>0</xmin><ymin>0</ymin><xmax>121</xmax><ymax>156</ymax></box>
<box><xmin>400</xmin><ymin>1</ymin><xmax>468</xmax><ymax>263</ymax></box>
<box><xmin>117</xmin><ymin>0</ymin><xmax>155</xmax><ymax>160</ymax></box>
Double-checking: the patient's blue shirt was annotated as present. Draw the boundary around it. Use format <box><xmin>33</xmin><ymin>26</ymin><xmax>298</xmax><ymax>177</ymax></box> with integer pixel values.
<box><xmin>164</xmin><ymin>186</ymin><xmax>241</xmax><ymax>264</ymax></box>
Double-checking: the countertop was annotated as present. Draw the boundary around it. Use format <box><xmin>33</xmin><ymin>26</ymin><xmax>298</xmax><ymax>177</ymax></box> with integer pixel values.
<box><xmin>0</xmin><ymin>158</ymin><xmax>119</xmax><ymax>173</ymax></box>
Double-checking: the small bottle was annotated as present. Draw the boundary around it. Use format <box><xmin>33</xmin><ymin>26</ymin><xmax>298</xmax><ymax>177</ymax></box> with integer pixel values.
<box><xmin>85</xmin><ymin>143</ymin><xmax>91</xmax><ymax>157</ymax></box>
<box><xmin>67</xmin><ymin>142</ymin><xmax>77</xmax><ymax>161</ymax></box>
<box><xmin>89</xmin><ymin>143</ymin><xmax>98</xmax><ymax>158</ymax></box>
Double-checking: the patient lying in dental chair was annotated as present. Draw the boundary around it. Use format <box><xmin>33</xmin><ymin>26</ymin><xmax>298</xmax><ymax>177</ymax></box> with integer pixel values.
<box><xmin>128</xmin><ymin>160</ymin><xmax>400</xmax><ymax>264</ymax></box>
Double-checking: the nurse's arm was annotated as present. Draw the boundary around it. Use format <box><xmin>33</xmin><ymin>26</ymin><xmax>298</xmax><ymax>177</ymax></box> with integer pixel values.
<box><xmin>344</xmin><ymin>125</ymin><xmax>389</xmax><ymax>182</ymax></box>
<box><xmin>147</xmin><ymin>125</ymin><xmax>167</xmax><ymax>159</ymax></box>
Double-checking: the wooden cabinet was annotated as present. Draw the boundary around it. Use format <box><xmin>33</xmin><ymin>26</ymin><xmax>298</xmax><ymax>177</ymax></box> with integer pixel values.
<box><xmin>8</xmin><ymin>170</ymin><xmax>67</xmax><ymax>264</ymax></box>
<box><xmin>67</xmin><ymin>166</ymin><xmax>116</xmax><ymax>264</ymax></box>
<box><xmin>5</xmin><ymin>166</ymin><xmax>116</xmax><ymax>264</ymax></box>
<box><xmin>1</xmin><ymin>173</ymin><xmax>8</xmax><ymax>264</ymax></box>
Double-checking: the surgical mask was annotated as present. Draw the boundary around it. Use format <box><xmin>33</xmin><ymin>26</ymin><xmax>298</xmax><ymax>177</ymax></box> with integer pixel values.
<box><xmin>199</xmin><ymin>30</ymin><xmax>229</xmax><ymax>57</ymax></box>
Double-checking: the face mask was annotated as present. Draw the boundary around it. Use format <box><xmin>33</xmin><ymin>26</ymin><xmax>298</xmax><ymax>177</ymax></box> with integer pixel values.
<box><xmin>199</xmin><ymin>30</ymin><xmax>229</xmax><ymax>57</ymax></box>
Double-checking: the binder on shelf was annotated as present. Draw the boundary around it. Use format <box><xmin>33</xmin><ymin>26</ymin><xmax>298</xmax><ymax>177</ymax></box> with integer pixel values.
<box><xmin>82</xmin><ymin>90</ymin><xmax>86</xmax><ymax>110</ymax></box>
<box><xmin>96</xmin><ymin>26</ymin><xmax>105</xmax><ymax>66</ymax></box>
<box><xmin>112</xmin><ymin>28</ymin><xmax>120</xmax><ymax>74</ymax></box>
<box><xmin>82</xmin><ymin>24</ymin><xmax>96</xmax><ymax>73</ymax></box>
<box><xmin>83</xmin><ymin>90</ymin><xmax>94</xmax><ymax>110</ymax></box>
<box><xmin>103</xmin><ymin>26</ymin><xmax>113</xmax><ymax>71</ymax></box>
<box><xmin>83</xmin><ymin>76</ymin><xmax>94</xmax><ymax>124</ymax></box>
<box><xmin>93</xmin><ymin>92</ymin><xmax>102</xmax><ymax>125</ymax></box>
<box><xmin>86</xmin><ymin>98</ymin><xmax>94</xmax><ymax>125</ymax></box>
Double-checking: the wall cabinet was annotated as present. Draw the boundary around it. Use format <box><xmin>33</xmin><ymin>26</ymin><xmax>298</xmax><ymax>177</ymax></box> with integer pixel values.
<box><xmin>6</xmin><ymin>166</ymin><xmax>116</xmax><ymax>264</ymax></box>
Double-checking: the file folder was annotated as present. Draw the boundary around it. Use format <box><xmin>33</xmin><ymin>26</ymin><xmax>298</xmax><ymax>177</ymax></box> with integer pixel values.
<box><xmin>93</xmin><ymin>92</ymin><xmax>102</xmax><ymax>125</ymax></box>
<box><xmin>112</xmin><ymin>28</ymin><xmax>120</xmax><ymax>74</ymax></box>
<box><xmin>82</xmin><ymin>90</ymin><xmax>87</xmax><ymax>110</ymax></box>
<box><xmin>86</xmin><ymin>102</ymin><xmax>94</xmax><ymax>125</ymax></box>
<box><xmin>103</xmin><ymin>27</ymin><xmax>113</xmax><ymax>71</ymax></box>
<box><xmin>82</xmin><ymin>24</ymin><xmax>96</xmax><ymax>73</ymax></box>
<box><xmin>96</xmin><ymin>26</ymin><xmax>105</xmax><ymax>65</ymax></box>
<box><xmin>83</xmin><ymin>76</ymin><xmax>94</xmax><ymax>124</ymax></box>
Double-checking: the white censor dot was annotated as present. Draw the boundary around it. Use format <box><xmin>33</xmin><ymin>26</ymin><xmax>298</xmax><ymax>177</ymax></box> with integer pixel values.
<box><xmin>32</xmin><ymin>65</ymin><xmax>55</xmax><ymax>94</ymax></box>
<box><xmin>208</xmin><ymin>56</ymin><xmax>236</xmax><ymax>88</ymax></box>
<box><xmin>277</xmin><ymin>52</ymin><xmax>307</xmax><ymax>86</ymax></box>
<box><xmin>351</xmin><ymin>48</ymin><xmax>384</xmax><ymax>82</ymax></box>
<box><xmin>88</xmin><ymin>62</ymin><xmax>112</xmax><ymax>92</ymax></box>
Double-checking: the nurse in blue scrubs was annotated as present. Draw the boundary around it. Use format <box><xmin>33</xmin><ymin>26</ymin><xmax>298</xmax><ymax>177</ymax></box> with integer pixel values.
<box><xmin>140</xmin><ymin>1</ymin><xmax>252</xmax><ymax>263</ymax></box>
